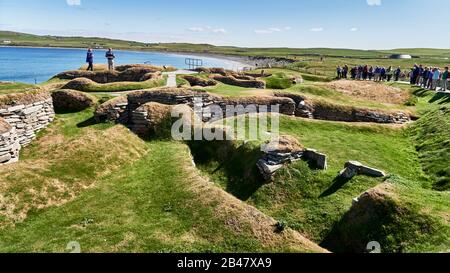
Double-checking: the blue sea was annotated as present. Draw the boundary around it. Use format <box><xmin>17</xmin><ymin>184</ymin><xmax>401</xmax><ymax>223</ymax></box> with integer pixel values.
<box><xmin>0</xmin><ymin>46</ymin><xmax>245</xmax><ymax>84</ymax></box>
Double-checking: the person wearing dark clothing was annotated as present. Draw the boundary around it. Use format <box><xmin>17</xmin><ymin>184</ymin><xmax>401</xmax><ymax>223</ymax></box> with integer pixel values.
<box><xmin>380</xmin><ymin>67</ymin><xmax>386</xmax><ymax>81</ymax></box>
<box><xmin>343</xmin><ymin>65</ymin><xmax>349</xmax><ymax>79</ymax></box>
<box><xmin>411</xmin><ymin>64</ymin><xmax>420</xmax><ymax>84</ymax></box>
<box><xmin>386</xmin><ymin>66</ymin><xmax>394</xmax><ymax>82</ymax></box>
<box><xmin>368</xmin><ymin>66</ymin><xmax>374</xmax><ymax>81</ymax></box>
<box><xmin>394</xmin><ymin>67</ymin><xmax>401</xmax><ymax>81</ymax></box>
<box><xmin>363</xmin><ymin>65</ymin><xmax>368</xmax><ymax>80</ymax></box>
<box><xmin>350</xmin><ymin>67</ymin><xmax>357</xmax><ymax>79</ymax></box>
<box><xmin>86</xmin><ymin>48</ymin><xmax>94</xmax><ymax>71</ymax></box>
<box><xmin>105</xmin><ymin>48</ymin><xmax>116</xmax><ymax>71</ymax></box>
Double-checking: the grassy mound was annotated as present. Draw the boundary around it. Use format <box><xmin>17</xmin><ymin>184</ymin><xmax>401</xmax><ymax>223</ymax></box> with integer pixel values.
<box><xmin>62</xmin><ymin>77</ymin><xmax>165</xmax><ymax>92</ymax></box>
<box><xmin>326</xmin><ymin>80</ymin><xmax>410</xmax><ymax>104</ymax></box>
<box><xmin>0</xmin><ymin>108</ymin><xmax>146</xmax><ymax>226</ymax></box>
<box><xmin>409</xmin><ymin>106</ymin><xmax>450</xmax><ymax>191</ymax></box>
<box><xmin>265</xmin><ymin>72</ymin><xmax>296</xmax><ymax>89</ymax></box>
<box><xmin>0</xmin><ymin>82</ymin><xmax>39</xmax><ymax>95</ymax></box>
<box><xmin>322</xmin><ymin>182</ymin><xmax>449</xmax><ymax>253</ymax></box>
<box><xmin>51</xmin><ymin>89</ymin><xmax>97</xmax><ymax>113</ymax></box>
<box><xmin>0</xmin><ymin>90</ymin><xmax>51</xmax><ymax>107</ymax></box>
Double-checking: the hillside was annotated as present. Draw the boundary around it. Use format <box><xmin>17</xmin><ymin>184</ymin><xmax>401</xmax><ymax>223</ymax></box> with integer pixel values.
<box><xmin>2</xmin><ymin>30</ymin><xmax>450</xmax><ymax>59</ymax></box>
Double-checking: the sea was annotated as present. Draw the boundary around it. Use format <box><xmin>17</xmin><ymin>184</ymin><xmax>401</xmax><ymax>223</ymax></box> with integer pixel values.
<box><xmin>0</xmin><ymin>46</ymin><xmax>246</xmax><ymax>84</ymax></box>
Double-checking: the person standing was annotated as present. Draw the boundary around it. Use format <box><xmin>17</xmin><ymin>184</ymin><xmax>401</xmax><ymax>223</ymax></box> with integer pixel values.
<box><xmin>421</xmin><ymin>67</ymin><xmax>430</xmax><ymax>88</ymax></box>
<box><xmin>343</xmin><ymin>65</ymin><xmax>349</xmax><ymax>79</ymax></box>
<box><xmin>386</xmin><ymin>66</ymin><xmax>393</xmax><ymax>82</ymax></box>
<box><xmin>394</xmin><ymin>67</ymin><xmax>401</xmax><ymax>81</ymax></box>
<box><xmin>441</xmin><ymin>67</ymin><xmax>449</xmax><ymax>91</ymax></box>
<box><xmin>86</xmin><ymin>48</ymin><xmax>94</xmax><ymax>71</ymax></box>
<box><xmin>105</xmin><ymin>48</ymin><xmax>116</xmax><ymax>71</ymax></box>
<box><xmin>427</xmin><ymin>68</ymin><xmax>434</xmax><ymax>89</ymax></box>
<box><xmin>380</xmin><ymin>67</ymin><xmax>386</xmax><ymax>81</ymax></box>
<box><xmin>432</xmin><ymin>68</ymin><xmax>441</xmax><ymax>91</ymax></box>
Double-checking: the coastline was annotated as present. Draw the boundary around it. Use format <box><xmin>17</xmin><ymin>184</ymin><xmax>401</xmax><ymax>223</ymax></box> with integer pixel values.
<box><xmin>0</xmin><ymin>45</ymin><xmax>254</xmax><ymax>69</ymax></box>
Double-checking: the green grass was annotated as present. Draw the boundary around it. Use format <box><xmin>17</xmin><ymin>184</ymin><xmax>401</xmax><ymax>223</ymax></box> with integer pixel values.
<box><xmin>284</xmin><ymin>83</ymin><xmax>411</xmax><ymax>111</ymax></box>
<box><xmin>193</xmin><ymin>113</ymin><xmax>449</xmax><ymax>252</ymax></box>
<box><xmin>408</xmin><ymin>107</ymin><xmax>450</xmax><ymax>191</ymax></box>
<box><xmin>71</xmin><ymin>78</ymin><xmax>166</xmax><ymax>93</ymax></box>
<box><xmin>0</xmin><ymin>141</ymin><xmax>273</xmax><ymax>252</ymax></box>
<box><xmin>0</xmin><ymin>82</ymin><xmax>39</xmax><ymax>95</ymax></box>
<box><xmin>0</xmin><ymin>106</ymin><xmax>320</xmax><ymax>252</ymax></box>
<box><xmin>196</xmin><ymin>82</ymin><xmax>265</xmax><ymax>97</ymax></box>
<box><xmin>265</xmin><ymin>72</ymin><xmax>294</xmax><ymax>89</ymax></box>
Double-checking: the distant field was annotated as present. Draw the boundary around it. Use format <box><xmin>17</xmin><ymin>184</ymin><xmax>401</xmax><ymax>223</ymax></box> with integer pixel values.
<box><xmin>2</xmin><ymin>30</ymin><xmax>450</xmax><ymax>60</ymax></box>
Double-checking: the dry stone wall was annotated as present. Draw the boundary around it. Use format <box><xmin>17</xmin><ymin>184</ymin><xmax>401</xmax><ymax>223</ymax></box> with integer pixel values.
<box><xmin>0</xmin><ymin>118</ymin><xmax>20</xmax><ymax>164</ymax></box>
<box><xmin>0</xmin><ymin>92</ymin><xmax>55</xmax><ymax>164</ymax></box>
<box><xmin>275</xmin><ymin>92</ymin><xmax>411</xmax><ymax>124</ymax></box>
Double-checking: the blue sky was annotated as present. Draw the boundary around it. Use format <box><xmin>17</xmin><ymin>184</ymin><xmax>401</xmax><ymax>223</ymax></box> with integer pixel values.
<box><xmin>1</xmin><ymin>0</ymin><xmax>449</xmax><ymax>49</ymax></box>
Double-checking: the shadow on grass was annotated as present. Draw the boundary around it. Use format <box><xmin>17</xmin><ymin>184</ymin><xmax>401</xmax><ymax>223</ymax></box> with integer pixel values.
<box><xmin>319</xmin><ymin>175</ymin><xmax>352</xmax><ymax>198</ymax></box>
<box><xmin>77</xmin><ymin>117</ymin><xmax>101</xmax><ymax>128</ymax></box>
<box><xmin>188</xmin><ymin>140</ymin><xmax>266</xmax><ymax>201</ymax></box>
<box><xmin>429</xmin><ymin>92</ymin><xmax>450</xmax><ymax>104</ymax></box>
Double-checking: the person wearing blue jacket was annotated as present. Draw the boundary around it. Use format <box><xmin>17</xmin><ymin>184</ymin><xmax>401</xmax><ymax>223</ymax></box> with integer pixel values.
<box><xmin>86</xmin><ymin>48</ymin><xmax>94</xmax><ymax>71</ymax></box>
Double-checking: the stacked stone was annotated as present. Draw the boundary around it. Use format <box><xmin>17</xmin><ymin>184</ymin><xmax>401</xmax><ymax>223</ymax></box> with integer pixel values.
<box><xmin>212</xmin><ymin>75</ymin><xmax>266</xmax><ymax>89</ymax></box>
<box><xmin>127</xmin><ymin>89</ymin><xmax>213</xmax><ymax>113</ymax></box>
<box><xmin>130</xmin><ymin>107</ymin><xmax>149</xmax><ymax>137</ymax></box>
<box><xmin>354</xmin><ymin>111</ymin><xmax>411</xmax><ymax>124</ymax></box>
<box><xmin>256</xmin><ymin>136</ymin><xmax>328</xmax><ymax>181</ymax></box>
<box><xmin>257</xmin><ymin>151</ymin><xmax>303</xmax><ymax>181</ymax></box>
<box><xmin>94</xmin><ymin>96</ymin><xmax>129</xmax><ymax>123</ymax></box>
<box><xmin>0</xmin><ymin>119</ymin><xmax>20</xmax><ymax>165</ymax></box>
<box><xmin>0</xmin><ymin>98</ymin><xmax>55</xmax><ymax>146</ymax></box>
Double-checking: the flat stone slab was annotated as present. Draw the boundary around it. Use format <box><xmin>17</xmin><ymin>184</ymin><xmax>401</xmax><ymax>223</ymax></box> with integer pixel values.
<box><xmin>339</xmin><ymin>161</ymin><xmax>386</xmax><ymax>179</ymax></box>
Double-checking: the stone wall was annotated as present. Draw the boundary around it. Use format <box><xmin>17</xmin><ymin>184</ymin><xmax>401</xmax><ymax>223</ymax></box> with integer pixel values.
<box><xmin>97</xmin><ymin>88</ymin><xmax>297</xmax><ymax>125</ymax></box>
<box><xmin>54</xmin><ymin>65</ymin><xmax>163</xmax><ymax>84</ymax></box>
<box><xmin>0</xmin><ymin>92</ymin><xmax>54</xmax><ymax>164</ymax></box>
<box><xmin>94</xmin><ymin>95</ymin><xmax>129</xmax><ymax>123</ymax></box>
<box><xmin>212</xmin><ymin>75</ymin><xmax>266</xmax><ymax>89</ymax></box>
<box><xmin>0</xmin><ymin>118</ymin><xmax>20</xmax><ymax>164</ymax></box>
<box><xmin>275</xmin><ymin>92</ymin><xmax>411</xmax><ymax>124</ymax></box>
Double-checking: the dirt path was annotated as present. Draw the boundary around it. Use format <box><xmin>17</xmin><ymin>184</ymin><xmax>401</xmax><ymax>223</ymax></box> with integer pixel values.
<box><xmin>163</xmin><ymin>70</ymin><xmax>198</xmax><ymax>87</ymax></box>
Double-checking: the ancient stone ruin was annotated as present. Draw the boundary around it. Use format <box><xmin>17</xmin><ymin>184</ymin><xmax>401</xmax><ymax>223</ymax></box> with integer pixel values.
<box><xmin>0</xmin><ymin>117</ymin><xmax>20</xmax><ymax>164</ymax></box>
<box><xmin>54</xmin><ymin>64</ymin><xmax>165</xmax><ymax>84</ymax></box>
<box><xmin>338</xmin><ymin>161</ymin><xmax>386</xmax><ymax>180</ymax></box>
<box><xmin>52</xmin><ymin>89</ymin><xmax>96</xmax><ymax>112</ymax></box>
<box><xmin>182</xmin><ymin>75</ymin><xmax>217</xmax><ymax>87</ymax></box>
<box><xmin>212</xmin><ymin>75</ymin><xmax>266</xmax><ymax>89</ymax></box>
<box><xmin>0</xmin><ymin>91</ymin><xmax>55</xmax><ymax>164</ymax></box>
<box><xmin>257</xmin><ymin>136</ymin><xmax>328</xmax><ymax>181</ymax></box>
<box><xmin>275</xmin><ymin>92</ymin><xmax>411</xmax><ymax>124</ymax></box>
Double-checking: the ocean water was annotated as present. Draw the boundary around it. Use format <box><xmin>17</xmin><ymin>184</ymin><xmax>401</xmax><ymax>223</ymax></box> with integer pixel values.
<box><xmin>0</xmin><ymin>46</ymin><xmax>245</xmax><ymax>84</ymax></box>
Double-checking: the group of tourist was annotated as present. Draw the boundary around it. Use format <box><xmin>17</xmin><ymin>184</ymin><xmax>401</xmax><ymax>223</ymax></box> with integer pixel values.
<box><xmin>337</xmin><ymin>65</ymin><xmax>403</xmax><ymax>82</ymax></box>
<box><xmin>85</xmin><ymin>48</ymin><xmax>116</xmax><ymax>71</ymax></box>
<box><xmin>409</xmin><ymin>64</ymin><xmax>449</xmax><ymax>91</ymax></box>
<box><xmin>336</xmin><ymin>64</ymin><xmax>449</xmax><ymax>91</ymax></box>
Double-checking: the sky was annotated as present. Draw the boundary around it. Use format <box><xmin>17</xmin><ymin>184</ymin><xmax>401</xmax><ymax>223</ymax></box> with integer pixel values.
<box><xmin>1</xmin><ymin>0</ymin><xmax>449</xmax><ymax>49</ymax></box>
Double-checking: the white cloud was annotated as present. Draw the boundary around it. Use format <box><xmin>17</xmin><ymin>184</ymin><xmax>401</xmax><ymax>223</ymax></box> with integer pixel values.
<box><xmin>254</xmin><ymin>26</ymin><xmax>292</xmax><ymax>34</ymax></box>
<box><xmin>309</xmin><ymin>27</ymin><xmax>324</xmax><ymax>32</ymax></box>
<box><xmin>212</xmin><ymin>28</ymin><xmax>227</xmax><ymax>34</ymax></box>
<box><xmin>187</xmin><ymin>27</ymin><xmax>204</xmax><ymax>32</ymax></box>
<box><xmin>367</xmin><ymin>0</ymin><xmax>381</xmax><ymax>6</ymax></box>
<box><xmin>187</xmin><ymin>26</ymin><xmax>227</xmax><ymax>34</ymax></box>
<box><xmin>66</xmin><ymin>0</ymin><xmax>81</xmax><ymax>6</ymax></box>
<box><xmin>350</xmin><ymin>27</ymin><xmax>359</xmax><ymax>32</ymax></box>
